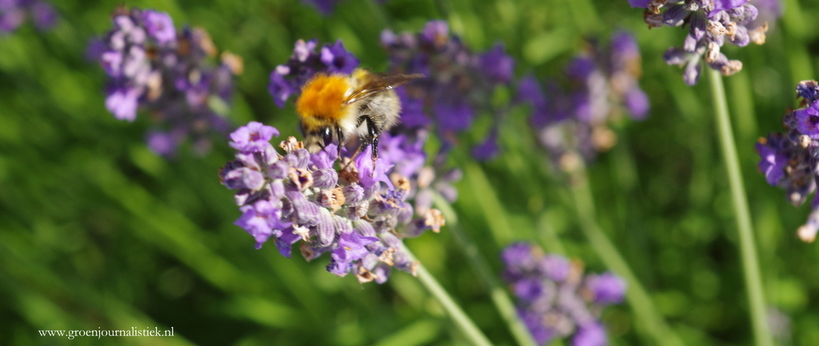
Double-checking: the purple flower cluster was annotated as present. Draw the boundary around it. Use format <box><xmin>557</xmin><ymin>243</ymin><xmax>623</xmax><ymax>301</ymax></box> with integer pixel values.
<box><xmin>268</xmin><ymin>39</ymin><xmax>359</xmax><ymax>108</ymax></box>
<box><xmin>756</xmin><ymin>80</ymin><xmax>819</xmax><ymax>242</ymax></box>
<box><xmin>518</xmin><ymin>32</ymin><xmax>648</xmax><ymax>168</ymax></box>
<box><xmin>381</xmin><ymin>20</ymin><xmax>516</xmax><ymax>160</ymax></box>
<box><xmin>630</xmin><ymin>0</ymin><xmax>776</xmax><ymax>85</ymax></box>
<box><xmin>502</xmin><ymin>243</ymin><xmax>626</xmax><ymax>346</ymax></box>
<box><xmin>0</xmin><ymin>0</ymin><xmax>57</xmax><ymax>33</ymax></box>
<box><xmin>96</xmin><ymin>7</ymin><xmax>241</xmax><ymax>156</ymax></box>
<box><xmin>219</xmin><ymin>122</ymin><xmax>449</xmax><ymax>283</ymax></box>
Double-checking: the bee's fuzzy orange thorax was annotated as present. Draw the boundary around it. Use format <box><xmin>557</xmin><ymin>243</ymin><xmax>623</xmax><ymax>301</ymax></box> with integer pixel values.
<box><xmin>296</xmin><ymin>74</ymin><xmax>352</xmax><ymax>130</ymax></box>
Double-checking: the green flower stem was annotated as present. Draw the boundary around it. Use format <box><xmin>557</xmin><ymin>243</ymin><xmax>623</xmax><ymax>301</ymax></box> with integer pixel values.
<box><xmin>397</xmin><ymin>242</ymin><xmax>493</xmax><ymax>346</ymax></box>
<box><xmin>432</xmin><ymin>192</ymin><xmax>537</xmax><ymax>346</ymax></box>
<box><xmin>570</xmin><ymin>167</ymin><xmax>684</xmax><ymax>346</ymax></box>
<box><xmin>707</xmin><ymin>69</ymin><xmax>773</xmax><ymax>346</ymax></box>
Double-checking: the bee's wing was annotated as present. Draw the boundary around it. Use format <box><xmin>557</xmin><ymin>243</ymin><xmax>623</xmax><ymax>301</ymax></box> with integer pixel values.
<box><xmin>342</xmin><ymin>73</ymin><xmax>424</xmax><ymax>106</ymax></box>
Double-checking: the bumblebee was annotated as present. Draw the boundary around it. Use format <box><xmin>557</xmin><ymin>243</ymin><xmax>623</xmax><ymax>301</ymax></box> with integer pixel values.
<box><xmin>296</xmin><ymin>68</ymin><xmax>422</xmax><ymax>161</ymax></box>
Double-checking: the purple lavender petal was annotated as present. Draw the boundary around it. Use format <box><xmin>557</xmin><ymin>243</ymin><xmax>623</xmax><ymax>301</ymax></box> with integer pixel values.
<box><xmin>434</xmin><ymin>98</ymin><xmax>474</xmax><ymax>132</ymax></box>
<box><xmin>275</xmin><ymin>227</ymin><xmax>301</xmax><ymax>258</ymax></box>
<box><xmin>356</xmin><ymin>149</ymin><xmax>394</xmax><ymax>190</ymax></box>
<box><xmin>321</xmin><ymin>40</ymin><xmax>359</xmax><ymax>74</ymax></box>
<box><xmin>268</xmin><ymin>68</ymin><xmax>295</xmax><ymax>108</ymax></box>
<box><xmin>146</xmin><ymin>131</ymin><xmax>179</xmax><ymax>156</ymax></box>
<box><xmin>105</xmin><ymin>87</ymin><xmax>141</xmax><ymax>121</ymax></box>
<box><xmin>572</xmin><ymin>323</ymin><xmax>608</xmax><ymax>346</ymax></box>
<box><xmin>624</xmin><ymin>87</ymin><xmax>649</xmax><ymax>120</ymax></box>
<box><xmin>331</xmin><ymin>231</ymin><xmax>379</xmax><ymax>264</ymax></box>
<box><xmin>586</xmin><ymin>272</ymin><xmax>627</xmax><ymax>305</ymax></box>
<box><xmin>513</xmin><ymin>278</ymin><xmax>545</xmax><ymax>303</ymax></box>
<box><xmin>567</xmin><ymin>57</ymin><xmax>596</xmax><ymax>82</ymax></box>
<box><xmin>141</xmin><ymin>10</ymin><xmax>176</xmax><ymax>45</ymax></box>
<box><xmin>683</xmin><ymin>59</ymin><xmax>702</xmax><ymax>86</ymax></box>
<box><xmin>755</xmin><ymin>141</ymin><xmax>787</xmax><ymax>185</ymax></box>
<box><xmin>519</xmin><ymin>308</ymin><xmax>556</xmax><ymax>345</ymax></box>
<box><xmin>478</xmin><ymin>43</ymin><xmax>515</xmax><ymax>84</ymax></box>
<box><xmin>502</xmin><ymin>242</ymin><xmax>537</xmax><ymax>279</ymax></box>
<box><xmin>421</xmin><ymin>20</ymin><xmax>448</xmax><ymax>46</ymax></box>
<box><xmin>794</xmin><ymin>100</ymin><xmax>819</xmax><ymax>139</ymax></box>
<box><xmin>395</xmin><ymin>88</ymin><xmax>429</xmax><ymax>128</ymax></box>
<box><xmin>229</xmin><ymin>121</ymin><xmax>279</xmax><ymax>153</ymax></box>
<box><xmin>235</xmin><ymin>200</ymin><xmax>283</xmax><ymax>249</ymax></box>
<box><xmin>540</xmin><ymin>254</ymin><xmax>571</xmax><ymax>282</ymax></box>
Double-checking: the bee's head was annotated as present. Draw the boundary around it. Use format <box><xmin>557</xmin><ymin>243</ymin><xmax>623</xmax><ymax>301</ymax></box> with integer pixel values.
<box><xmin>296</xmin><ymin>73</ymin><xmax>352</xmax><ymax>153</ymax></box>
<box><xmin>296</xmin><ymin>74</ymin><xmax>350</xmax><ymax>122</ymax></box>
<box><xmin>300</xmin><ymin>124</ymin><xmax>335</xmax><ymax>153</ymax></box>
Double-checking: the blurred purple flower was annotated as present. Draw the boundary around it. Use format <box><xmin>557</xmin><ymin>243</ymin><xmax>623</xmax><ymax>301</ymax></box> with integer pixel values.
<box><xmin>382</xmin><ymin>20</ymin><xmax>516</xmax><ymax>160</ymax></box>
<box><xmin>520</xmin><ymin>31</ymin><xmax>648</xmax><ymax>167</ymax></box>
<box><xmin>572</xmin><ymin>323</ymin><xmax>608</xmax><ymax>346</ymax></box>
<box><xmin>472</xmin><ymin>129</ymin><xmax>500</xmax><ymax>161</ymax></box>
<box><xmin>141</xmin><ymin>10</ymin><xmax>175</xmax><ymax>45</ymax></box>
<box><xmin>479</xmin><ymin>43</ymin><xmax>515</xmax><ymax>84</ymax></box>
<box><xmin>94</xmin><ymin>7</ymin><xmax>241</xmax><ymax>156</ymax></box>
<box><xmin>0</xmin><ymin>0</ymin><xmax>57</xmax><ymax>33</ymax></box>
<box><xmin>321</xmin><ymin>40</ymin><xmax>359</xmax><ymax>74</ymax></box>
<box><xmin>146</xmin><ymin>131</ymin><xmax>179</xmax><ymax>156</ymax></box>
<box><xmin>268</xmin><ymin>39</ymin><xmax>359</xmax><ymax>108</ymax></box>
<box><xmin>585</xmin><ymin>272</ymin><xmax>626</xmax><ymax>305</ymax></box>
<box><xmin>502</xmin><ymin>242</ymin><xmax>625</xmax><ymax>345</ymax></box>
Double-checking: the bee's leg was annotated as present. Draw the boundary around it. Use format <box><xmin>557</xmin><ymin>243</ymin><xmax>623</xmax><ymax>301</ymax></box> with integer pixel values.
<box><xmin>366</xmin><ymin>117</ymin><xmax>380</xmax><ymax>176</ymax></box>
<box><xmin>335</xmin><ymin>126</ymin><xmax>345</xmax><ymax>158</ymax></box>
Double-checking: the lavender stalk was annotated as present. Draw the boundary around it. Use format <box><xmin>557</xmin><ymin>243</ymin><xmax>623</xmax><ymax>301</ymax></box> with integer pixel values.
<box><xmin>709</xmin><ymin>69</ymin><xmax>772</xmax><ymax>346</ymax></box>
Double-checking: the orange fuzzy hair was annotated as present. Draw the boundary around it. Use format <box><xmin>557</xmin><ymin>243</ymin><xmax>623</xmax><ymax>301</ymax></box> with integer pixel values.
<box><xmin>296</xmin><ymin>74</ymin><xmax>352</xmax><ymax>130</ymax></box>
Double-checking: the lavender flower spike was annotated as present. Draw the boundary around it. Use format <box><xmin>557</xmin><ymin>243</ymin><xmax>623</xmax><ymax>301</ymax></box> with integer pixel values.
<box><xmin>381</xmin><ymin>20</ymin><xmax>516</xmax><ymax>159</ymax></box>
<box><xmin>220</xmin><ymin>122</ymin><xmax>451</xmax><ymax>283</ymax></box>
<box><xmin>633</xmin><ymin>0</ymin><xmax>779</xmax><ymax>85</ymax></box>
<box><xmin>519</xmin><ymin>31</ymin><xmax>649</xmax><ymax>167</ymax></box>
<box><xmin>94</xmin><ymin>7</ymin><xmax>242</xmax><ymax>156</ymax></box>
<box><xmin>502</xmin><ymin>242</ymin><xmax>625</xmax><ymax>345</ymax></box>
<box><xmin>757</xmin><ymin>79</ymin><xmax>819</xmax><ymax>242</ymax></box>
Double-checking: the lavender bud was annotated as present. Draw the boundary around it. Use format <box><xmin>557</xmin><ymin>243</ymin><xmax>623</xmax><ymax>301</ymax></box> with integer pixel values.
<box><xmin>285</xmin><ymin>189</ymin><xmax>320</xmax><ymax>226</ymax></box>
<box><xmin>312</xmin><ymin>168</ymin><xmax>338</xmax><ymax>189</ymax></box>
<box><xmin>315</xmin><ymin>208</ymin><xmax>336</xmax><ymax>246</ymax></box>
<box><xmin>662</xmin><ymin>5</ymin><xmax>688</xmax><ymax>27</ymax></box>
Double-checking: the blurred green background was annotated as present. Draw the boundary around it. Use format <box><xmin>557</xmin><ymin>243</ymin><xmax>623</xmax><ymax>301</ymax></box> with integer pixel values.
<box><xmin>2</xmin><ymin>0</ymin><xmax>819</xmax><ymax>345</ymax></box>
